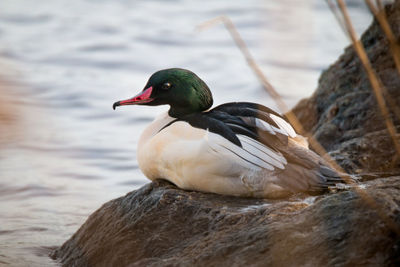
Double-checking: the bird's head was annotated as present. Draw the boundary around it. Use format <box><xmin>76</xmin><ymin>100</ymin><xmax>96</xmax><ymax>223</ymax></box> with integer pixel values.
<box><xmin>113</xmin><ymin>68</ymin><xmax>213</xmax><ymax>118</ymax></box>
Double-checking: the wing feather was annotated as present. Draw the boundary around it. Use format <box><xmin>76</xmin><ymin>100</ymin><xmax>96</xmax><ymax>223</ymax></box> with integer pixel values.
<box><xmin>237</xmin><ymin>135</ymin><xmax>287</xmax><ymax>168</ymax></box>
<box><xmin>270</xmin><ymin>114</ymin><xmax>297</xmax><ymax>137</ymax></box>
<box><xmin>206</xmin><ymin>132</ymin><xmax>273</xmax><ymax>171</ymax></box>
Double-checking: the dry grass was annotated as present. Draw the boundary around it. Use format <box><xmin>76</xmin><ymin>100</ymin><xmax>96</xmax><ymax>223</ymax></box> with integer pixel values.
<box><xmin>365</xmin><ymin>0</ymin><xmax>400</xmax><ymax>76</ymax></box>
<box><xmin>198</xmin><ymin>0</ymin><xmax>400</xmax><ymax>235</ymax></box>
<box><xmin>333</xmin><ymin>0</ymin><xmax>400</xmax><ymax>157</ymax></box>
<box><xmin>197</xmin><ymin>16</ymin><xmax>353</xmax><ymax>182</ymax></box>
<box><xmin>332</xmin><ymin>0</ymin><xmax>400</xmax><ymax>235</ymax></box>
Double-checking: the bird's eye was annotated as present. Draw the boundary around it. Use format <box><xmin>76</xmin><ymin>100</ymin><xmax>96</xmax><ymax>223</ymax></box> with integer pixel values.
<box><xmin>161</xmin><ymin>82</ymin><xmax>172</xmax><ymax>90</ymax></box>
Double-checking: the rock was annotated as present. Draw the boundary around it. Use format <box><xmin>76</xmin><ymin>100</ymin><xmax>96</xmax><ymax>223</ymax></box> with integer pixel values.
<box><xmin>52</xmin><ymin>179</ymin><xmax>400</xmax><ymax>267</ymax></box>
<box><xmin>292</xmin><ymin>0</ymin><xmax>400</xmax><ymax>174</ymax></box>
<box><xmin>52</xmin><ymin>1</ymin><xmax>400</xmax><ymax>266</ymax></box>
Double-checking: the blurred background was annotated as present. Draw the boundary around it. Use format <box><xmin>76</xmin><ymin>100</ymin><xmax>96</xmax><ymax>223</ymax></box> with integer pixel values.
<box><xmin>0</xmin><ymin>0</ymin><xmax>373</xmax><ymax>265</ymax></box>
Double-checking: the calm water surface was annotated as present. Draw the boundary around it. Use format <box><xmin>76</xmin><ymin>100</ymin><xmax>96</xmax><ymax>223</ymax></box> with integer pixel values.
<box><xmin>0</xmin><ymin>0</ymin><xmax>372</xmax><ymax>265</ymax></box>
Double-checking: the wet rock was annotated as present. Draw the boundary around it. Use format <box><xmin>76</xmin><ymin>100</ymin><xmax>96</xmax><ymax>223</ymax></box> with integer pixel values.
<box><xmin>52</xmin><ymin>1</ymin><xmax>400</xmax><ymax>266</ymax></box>
<box><xmin>52</xmin><ymin>179</ymin><xmax>400</xmax><ymax>267</ymax></box>
<box><xmin>292</xmin><ymin>0</ymin><xmax>400</xmax><ymax>174</ymax></box>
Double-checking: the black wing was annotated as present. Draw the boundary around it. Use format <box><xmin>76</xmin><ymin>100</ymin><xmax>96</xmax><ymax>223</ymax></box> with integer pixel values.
<box><xmin>178</xmin><ymin>102</ymin><xmax>294</xmax><ymax>151</ymax></box>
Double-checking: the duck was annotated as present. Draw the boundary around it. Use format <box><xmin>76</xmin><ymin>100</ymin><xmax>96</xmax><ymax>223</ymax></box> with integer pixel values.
<box><xmin>113</xmin><ymin>68</ymin><xmax>343</xmax><ymax>198</ymax></box>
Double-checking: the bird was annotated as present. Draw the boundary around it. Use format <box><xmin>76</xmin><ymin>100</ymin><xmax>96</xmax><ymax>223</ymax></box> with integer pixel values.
<box><xmin>113</xmin><ymin>68</ymin><xmax>343</xmax><ymax>198</ymax></box>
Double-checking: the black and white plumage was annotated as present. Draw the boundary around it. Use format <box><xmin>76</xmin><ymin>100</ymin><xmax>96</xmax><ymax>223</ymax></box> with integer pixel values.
<box><xmin>136</xmin><ymin>102</ymin><xmax>341</xmax><ymax>198</ymax></box>
<box><xmin>113</xmin><ymin>68</ymin><xmax>343</xmax><ymax>198</ymax></box>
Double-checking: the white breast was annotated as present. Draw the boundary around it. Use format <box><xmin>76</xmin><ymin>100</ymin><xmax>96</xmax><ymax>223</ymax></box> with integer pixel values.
<box><xmin>137</xmin><ymin>112</ymin><xmax>176</xmax><ymax>152</ymax></box>
<box><xmin>137</xmin><ymin>112</ymin><xmax>209</xmax><ymax>187</ymax></box>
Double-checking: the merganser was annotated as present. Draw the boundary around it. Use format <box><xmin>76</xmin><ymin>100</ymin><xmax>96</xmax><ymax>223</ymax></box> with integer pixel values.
<box><xmin>113</xmin><ymin>68</ymin><xmax>342</xmax><ymax>198</ymax></box>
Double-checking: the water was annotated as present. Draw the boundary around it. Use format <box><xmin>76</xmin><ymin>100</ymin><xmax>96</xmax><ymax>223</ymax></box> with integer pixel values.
<box><xmin>0</xmin><ymin>0</ymin><xmax>373</xmax><ymax>265</ymax></box>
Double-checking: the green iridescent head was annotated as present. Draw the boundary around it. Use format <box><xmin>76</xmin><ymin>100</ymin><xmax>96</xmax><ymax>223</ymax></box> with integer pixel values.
<box><xmin>113</xmin><ymin>68</ymin><xmax>213</xmax><ymax>118</ymax></box>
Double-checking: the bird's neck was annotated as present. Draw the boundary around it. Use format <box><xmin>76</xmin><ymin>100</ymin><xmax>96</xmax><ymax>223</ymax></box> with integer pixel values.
<box><xmin>168</xmin><ymin>106</ymin><xmax>200</xmax><ymax>118</ymax></box>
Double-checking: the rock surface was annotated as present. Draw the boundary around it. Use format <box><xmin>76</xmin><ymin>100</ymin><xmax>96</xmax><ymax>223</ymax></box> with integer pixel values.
<box><xmin>52</xmin><ymin>1</ymin><xmax>400</xmax><ymax>266</ymax></box>
<box><xmin>52</xmin><ymin>179</ymin><xmax>400</xmax><ymax>267</ymax></box>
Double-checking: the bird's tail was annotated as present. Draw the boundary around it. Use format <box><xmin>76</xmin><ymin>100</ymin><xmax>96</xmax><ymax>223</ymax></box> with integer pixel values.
<box><xmin>309</xmin><ymin>164</ymin><xmax>357</xmax><ymax>193</ymax></box>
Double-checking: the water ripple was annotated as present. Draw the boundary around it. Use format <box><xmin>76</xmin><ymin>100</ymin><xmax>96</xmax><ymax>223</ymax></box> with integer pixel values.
<box><xmin>78</xmin><ymin>43</ymin><xmax>129</xmax><ymax>52</ymax></box>
<box><xmin>0</xmin><ymin>14</ymin><xmax>52</xmax><ymax>24</ymax></box>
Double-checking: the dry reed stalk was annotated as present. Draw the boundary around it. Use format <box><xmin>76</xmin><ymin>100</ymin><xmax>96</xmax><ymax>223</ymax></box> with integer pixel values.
<box><xmin>326</xmin><ymin>0</ymin><xmax>348</xmax><ymax>35</ymax></box>
<box><xmin>327</xmin><ymin>0</ymin><xmax>400</xmax><ymax>121</ymax></box>
<box><xmin>325</xmin><ymin>0</ymin><xmax>400</xmax><ymax>236</ymax></box>
<box><xmin>336</xmin><ymin>0</ymin><xmax>400</xmax><ymax>159</ymax></box>
<box><xmin>366</xmin><ymin>0</ymin><xmax>400</xmax><ymax>76</ymax></box>
<box><xmin>365</xmin><ymin>0</ymin><xmax>400</xmax><ymax>120</ymax></box>
<box><xmin>198</xmin><ymin>7</ymin><xmax>400</xmax><ymax>235</ymax></box>
<box><xmin>197</xmin><ymin>16</ymin><xmax>353</xmax><ymax>182</ymax></box>
<box><xmin>328</xmin><ymin>0</ymin><xmax>400</xmax><ymax>146</ymax></box>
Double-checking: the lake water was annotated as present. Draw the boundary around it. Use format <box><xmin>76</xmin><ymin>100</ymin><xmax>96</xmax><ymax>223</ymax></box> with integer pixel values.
<box><xmin>0</xmin><ymin>0</ymin><xmax>373</xmax><ymax>265</ymax></box>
